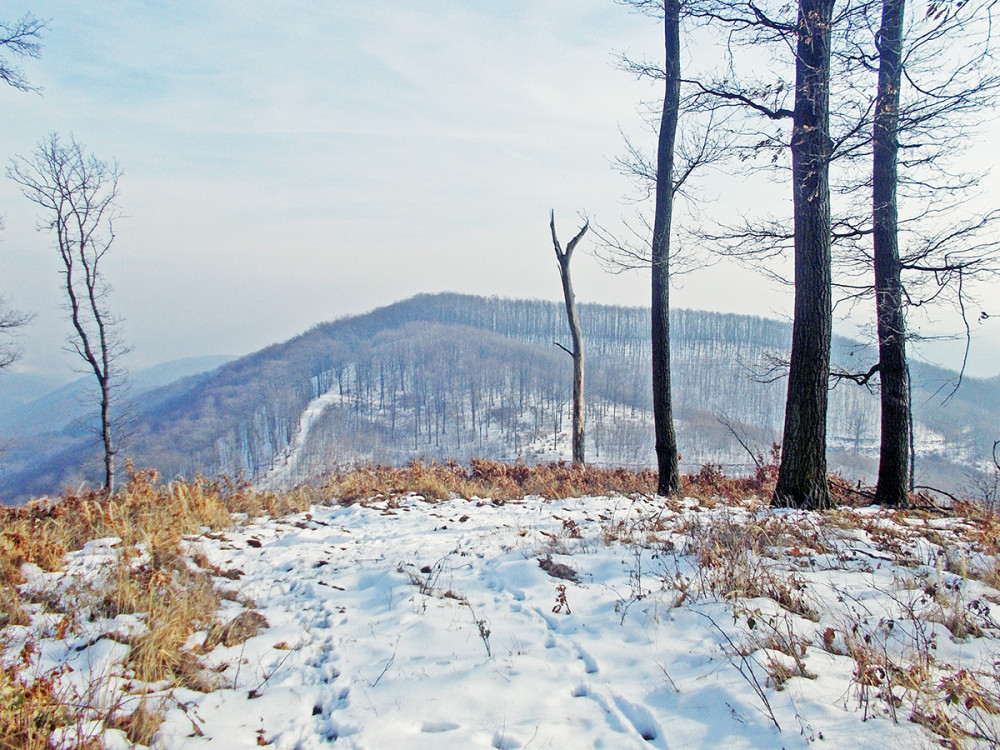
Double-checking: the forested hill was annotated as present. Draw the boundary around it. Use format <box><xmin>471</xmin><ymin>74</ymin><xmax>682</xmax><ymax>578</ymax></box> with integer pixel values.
<box><xmin>2</xmin><ymin>293</ymin><xmax>996</xmax><ymax>503</ymax></box>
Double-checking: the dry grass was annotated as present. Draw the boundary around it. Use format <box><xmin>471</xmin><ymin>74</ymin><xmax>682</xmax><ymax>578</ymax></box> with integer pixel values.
<box><xmin>679</xmin><ymin>447</ymin><xmax>780</xmax><ymax>504</ymax></box>
<box><xmin>320</xmin><ymin>458</ymin><xmax>658</xmax><ymax>503</ymax></box>
<box><xmin>2</xmin><ymin>458</ymin><xmax>998</xmax><ymax>748</ymax></box>
<box><xmin>105</xmin><ymin>697</ymin><xmax>163</xmax><ymax>747</ymax></box>
<box><xmin>0</xmin><ymin>639</ymin><xmax>84</xmax><ymax>750</ymax></box>
<box><xmin>676</xmin><ymin>511</ymin><xmax>822</xmax><ymax>621</ymax></box>
<box><xmin>0</xmin><ymin>467</ymin><xmax>307</xmax><ymax>749</ymax></box>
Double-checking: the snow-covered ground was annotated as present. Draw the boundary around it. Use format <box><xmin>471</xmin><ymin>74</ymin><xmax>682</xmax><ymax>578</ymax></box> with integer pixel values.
<box><xmin>8</xmin><ymin>493</ymin><xmax>1000</xmax><ymax>749</ymax></box>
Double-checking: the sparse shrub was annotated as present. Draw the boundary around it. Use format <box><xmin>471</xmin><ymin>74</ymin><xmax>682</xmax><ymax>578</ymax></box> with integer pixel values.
<box><xmin>679</xmin><ymin>512</ymin><xmax>820</xmax><ymax>620</ymax></box>
<box><xmin>681</xmin><ymin>444</ymin><xmax>781</xmax><ymax>504</ymax></box>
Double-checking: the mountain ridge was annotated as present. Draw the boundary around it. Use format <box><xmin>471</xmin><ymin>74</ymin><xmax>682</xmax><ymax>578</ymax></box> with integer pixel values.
<box><xmin>1</xmin><ymin>293</ymin><xmax>996</xmax><ymax>504</ymax></box>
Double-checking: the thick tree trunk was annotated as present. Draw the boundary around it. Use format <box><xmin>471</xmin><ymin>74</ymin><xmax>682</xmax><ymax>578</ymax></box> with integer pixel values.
<box><xmin>872</xmin><ymin>0</ymin><xmax>910</xmax><ymax>507</ymax></box>
<box><xmin>550</xmin><ymin>211</ymin><xmax>588</xmax><ymax>466</ymax></box>
<box><xmin>773</xmin><ymin>0</ymin><xmax>835</xmax><ymax>509</ymax></box>
<box><xmin>651</xmin><ymin>0</ymin><xmax>682</xmax><ymax>496</ymax></box>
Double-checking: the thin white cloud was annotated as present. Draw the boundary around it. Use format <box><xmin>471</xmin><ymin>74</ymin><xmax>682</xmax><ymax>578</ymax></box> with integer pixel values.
<box><xmin>0</xmin><ymin>0</ymin><xmax>996</xmax><ymax>379</ymax></box>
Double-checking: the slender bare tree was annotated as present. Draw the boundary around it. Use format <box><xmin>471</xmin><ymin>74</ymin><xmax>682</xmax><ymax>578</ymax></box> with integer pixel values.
<box><xmin>650</xmin><ymin>0</ymin><xmax>683</xmax><ymax>496</ymax></box>
<box><xmin>609</xmin><ymin>0</ymin><xmax>685</xmax><ymax>495</ymax></box>
<box><xmin>870</xmin><ymin>0</ymin><xmax>908</xmax><ymax>506</ymax></box>
<box><xmin>598</xmin><ymin>1</ymin><xmax>735</xmax><ymax>494</ymax></box>
<box><xmin>550</xmin><ymin>210</ymin><xmax>589</xmax><ymax>465</ymax></box>
<box><xmin>8</xmin><ymin>134</ymin><xmax>127</xmax><ymax>494</ymax></box>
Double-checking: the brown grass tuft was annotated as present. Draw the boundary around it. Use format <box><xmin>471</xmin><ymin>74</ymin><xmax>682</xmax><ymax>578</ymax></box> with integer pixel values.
<box><xmin>203</xmin><ymin>610</ymin><xmax>269</xmax><ymax>651</ymax></box>
<box><xmin>106</xmin><ymin>697</ymin><xmax>164</xmax><ymax>747</ymax></box>
<box><xmin>0</xmin><ymin>639</ymin><xmax>87</xmax><ymax>750</ymax></box>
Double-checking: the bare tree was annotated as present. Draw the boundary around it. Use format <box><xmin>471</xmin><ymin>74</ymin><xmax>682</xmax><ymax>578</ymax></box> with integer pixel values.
<box><xmin>0</xmin><ymin>12</ymin><xmax>45</xmax><ymax>92</ymax></box>
<box><xmin>550</xmin><ymin>210</ymin><xmax>589</xmax><ymax>465</ymax></box>
<box><xmin>649</xmin><ymin>0</ymin><xmax>684</xmax><ymax>496</ymax></box>
<box><xmin>678</xmin><ymin>1</ymin><xmax>869</xmax><ymax>507</ymax></box>
<box><xmin>8</xmin><ymin>134</ymin><xmax>127</xmax><ymax>494</ymax></box>
<box><xmin>0</xmin><ymin>292</ymin><xmax>31</xmax><ymax>371</ymax></box>
<box><xmin>609</xmin><ymin>0</ymin><xmax>685</xmax><ymax>495</ymax></box>
<box><xmin>829</xmin><ymin>0</ymin><xmax>1000</xmax><ymax>503</ymax></box>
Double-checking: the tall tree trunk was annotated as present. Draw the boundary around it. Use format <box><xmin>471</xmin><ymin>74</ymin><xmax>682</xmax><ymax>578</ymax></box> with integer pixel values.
<box><xmin>651</xmin><ymin>0</ymin><xmax>681</xmax><ymax>496</ymax></box>
<box><xmin>101</xmin><ymin>381</ymin><xmax>115</xmax><ymax>495</ymax></box>
<box><xmin>773</xmin><ymin>0</ymin><xmax>835</xmax><ymax>509</ymax></box>
<box><xmin>550</xmin><ymin>211</ymin><xmax>589</xmax><ymax>466</ymax></box>
<box><xmin>872</xmin><ymin>0</ymin><xmax>910</xmax><ymax>507</ymax></box>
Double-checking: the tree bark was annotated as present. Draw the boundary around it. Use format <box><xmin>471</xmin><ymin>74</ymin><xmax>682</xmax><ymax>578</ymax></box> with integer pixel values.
<box><xmin>101</xmin><ymin>383</ymin><xmax>115</xmax><ymax>494</ymax></box>
<box><xmin>649</xmin><ymin>0</ymin><xmax>682</xmax><ymax>496</ymax></box>
<box><xmin>550</xmin><ymin>211</ymin><xmax>589</xmax><ymax>465</ymax></box>
<box><xmin>773</xmin><ymin>0</ymin><xmax>835</xmax><ymax>509</ymax></box>
<box><xmin>872</xmin><ymin>0</ymin><xmax>910</xmax><ymax>507</ymax></box>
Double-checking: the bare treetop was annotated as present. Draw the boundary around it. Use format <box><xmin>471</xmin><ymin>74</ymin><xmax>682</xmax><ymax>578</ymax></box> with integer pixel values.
<box><xmin>9</xmin><ymin>134</ymin><xmax>123</xmax><ymax>275</ymax></box>
<box><xmin>0</xmin><ymin>13</ymin><xmax>46</xmax><ymax>92</ymax></box>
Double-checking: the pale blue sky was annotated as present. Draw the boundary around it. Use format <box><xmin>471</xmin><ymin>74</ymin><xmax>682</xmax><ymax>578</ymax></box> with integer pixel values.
<box><xmin>1</xmin><ymin>1</ymin><xmax>997</xmax><ymax>383</ymax></box>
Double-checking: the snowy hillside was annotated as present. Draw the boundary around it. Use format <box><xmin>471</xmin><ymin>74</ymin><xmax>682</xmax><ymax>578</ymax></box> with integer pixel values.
<box><xmin>6</xmin><ymin>483</ymin><xmax>999</xmax><ymax>749</ymax></box>
<box><xmin>8</xmin><ymin>293</ymin><xmax>999</xmax><ymax>505</ymax></box>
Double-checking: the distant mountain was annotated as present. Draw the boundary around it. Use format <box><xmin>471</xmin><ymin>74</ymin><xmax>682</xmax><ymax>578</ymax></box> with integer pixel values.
<box><xmin>0</xmin><ymin>371</ymin><xmax>72</xmax><ymax>410</ymax></box>
<box><xmin>0</xmin><ymin>355</ymin><xmax>237</xmax><ymax>438</ymax></box>
<box><xmin>2</xmin><ymin>294</ymin><xmax>996</xmax><ymax>504</ymax></box>
<box><xmin>0</xmin><ymin>355</ymin><xmax>236</xmax><ymax>501</ymax></box>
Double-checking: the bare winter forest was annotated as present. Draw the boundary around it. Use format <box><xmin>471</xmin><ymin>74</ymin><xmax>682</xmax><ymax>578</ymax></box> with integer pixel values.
<box><xmin>2</xmin><ymin>293</ymin><xmax>996</xmax><ymax>504</ymax></box>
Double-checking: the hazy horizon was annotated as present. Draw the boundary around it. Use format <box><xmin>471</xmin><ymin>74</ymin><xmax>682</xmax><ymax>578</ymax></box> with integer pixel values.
<box><xmin>2</xmin><ymin>1</ymin><xmax>998</xmax><ymax>385</ymax></box>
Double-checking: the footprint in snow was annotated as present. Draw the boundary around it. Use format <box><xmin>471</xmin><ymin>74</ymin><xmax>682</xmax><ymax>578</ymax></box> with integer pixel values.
<box><xmin>576</xmin><ymin>645</ymin><xmax>599</xmax><ymax>674</ymax></box>
<box><xmin>310</xmin><ymin>684</ymin><xmax>351</xmax><ymax>719</ymax></box>
<box><xmin>585</xmin><ymin>688</ymin><xmax>667</xmax><ymax>747</ymax></box>
<box><xmin>611</xmin><ymin>694</ymin><xmax>665</xmax><ymax>746</ymax></box>
<box><xmin>420</xmin><ymin>721</ymin><xmax>460</xmax><ymax>733</ymax></box>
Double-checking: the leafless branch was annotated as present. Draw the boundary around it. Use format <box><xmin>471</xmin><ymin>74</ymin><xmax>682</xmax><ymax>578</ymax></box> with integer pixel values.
<box><xmin>0</xmin><ymin>13</ymin><xmax>46</xmax><ymax>92</ymax></box>
<box><xmin>716</xmin><ymin>411</ymin><xmax>764</xmax><ymax>470</ymax></box>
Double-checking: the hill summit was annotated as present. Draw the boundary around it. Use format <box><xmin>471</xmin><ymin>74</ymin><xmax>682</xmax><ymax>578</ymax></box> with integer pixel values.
<box><xmin>2</xmin><ymin>293</ymin><xmax>996</xmax><ymax>502</ymax></box>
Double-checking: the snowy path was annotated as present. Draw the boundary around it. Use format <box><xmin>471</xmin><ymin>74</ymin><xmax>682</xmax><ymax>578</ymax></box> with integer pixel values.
<box><xmin>150</xmin><ymin>496</ymin><xmax>945</xmax><ymax>749</ymax></box>
<box><xmin>258</xmin><ymin>390</ymin><xmax>344</xmax><ymax>490</ymax></box>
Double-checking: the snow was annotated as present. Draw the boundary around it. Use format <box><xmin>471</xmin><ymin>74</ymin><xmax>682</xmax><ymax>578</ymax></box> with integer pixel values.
<box><xmin>259</xmin><ymin>390</ymin><xmax>347</xmax><ymax>490</ymax></box>
<box><xmin>7</xmin><ymin>493</ymin><xmax>1000</xmax><ymax>749</ymax></box>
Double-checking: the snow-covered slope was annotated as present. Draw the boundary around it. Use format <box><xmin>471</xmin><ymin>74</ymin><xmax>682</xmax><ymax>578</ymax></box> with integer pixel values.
<box><xmin>257</xmin><ymin>390</ymin><xmax>348</xmax><ymax>490</ymax></box>
<box><xmin>10</xmin><ymin>493</ymin><xmax>999</xmax><ymax>749</ymax></box>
